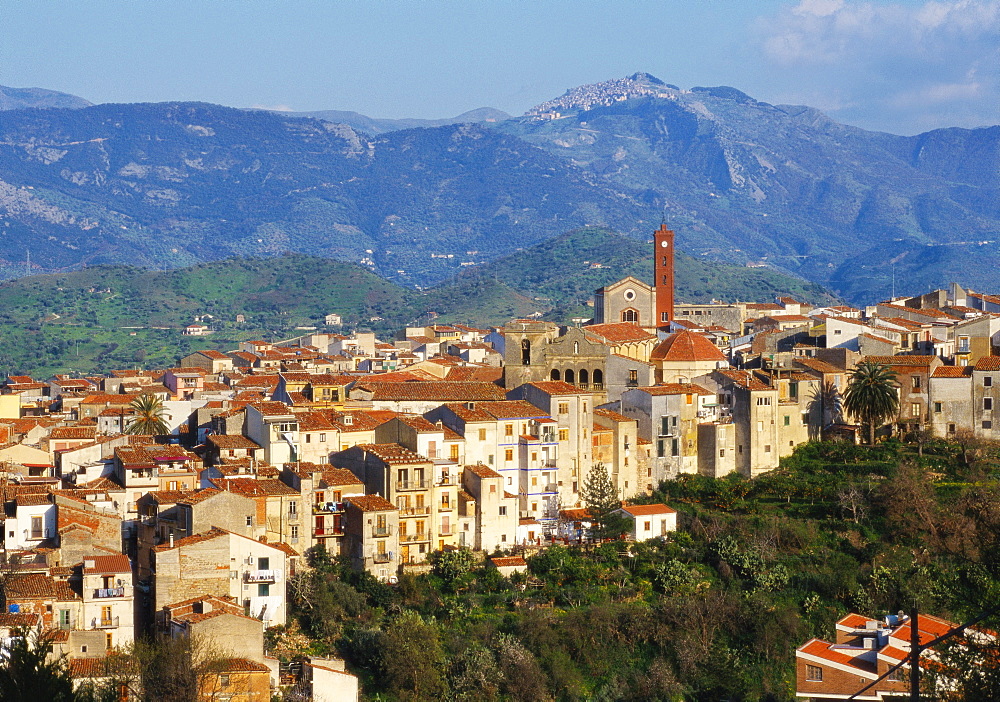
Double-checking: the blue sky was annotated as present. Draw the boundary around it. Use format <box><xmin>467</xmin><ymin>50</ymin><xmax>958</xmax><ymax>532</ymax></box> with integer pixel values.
<box><xmin>4</xmin><ymin>0</ymin><xmax>1000</xmax><ymax>135</ymax></box>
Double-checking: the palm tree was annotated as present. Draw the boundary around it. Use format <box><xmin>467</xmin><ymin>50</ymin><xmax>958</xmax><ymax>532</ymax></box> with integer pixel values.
<box><xmin>808</xmin><ymin>380</ymin><xmax>843</xmax><ymax>439</ymax></box>
<box><xmin>842</xmin><ymin>361</ymin><xmax>899</xmax><ymax>445</ymax></box>
<box><xmin>124</xmin><ymin>394</ymin><xmax>169</xmax><ymax>436</ymax></box>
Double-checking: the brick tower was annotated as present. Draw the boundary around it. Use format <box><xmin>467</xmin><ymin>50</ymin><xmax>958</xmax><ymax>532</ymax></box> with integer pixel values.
<box><xmin>654</xmin><ymin>223</ymin><xmax>675</xmax><ymax>329</ymax></box>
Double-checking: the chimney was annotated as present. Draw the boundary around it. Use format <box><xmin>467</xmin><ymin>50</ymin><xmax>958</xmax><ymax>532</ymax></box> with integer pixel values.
<box><xmin>169</xmin><ymin>532</ymin><xmax>174</xmax><ymax>548</ymax></box>
<box><xmin>654</xmin><ymin>223</ymin><xmax>675</xmax><ymax>330</ymax></box>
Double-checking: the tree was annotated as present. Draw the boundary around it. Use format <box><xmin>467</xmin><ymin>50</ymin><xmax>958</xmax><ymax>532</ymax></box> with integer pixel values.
<box><xmin>809</xmin><ymin>380</ymin><xmax>843</xmax><ymax>434</ymax></box>
<box><xmin>0</xmin><ymin>629</ymin><xmax>76</xmax><ymax>702</ymax></box>
<box><xmin>842</xmin><ymin>361</ymin><xmax>898</xmax><ymax>445</ymax></box>
<box><xmin>124</xmin><ymin>393</ymin><xmax>169</xmax><ymax>436</ymax></box>
<box><xmin>581</xmin><ymin>463</ymin><xmax>629</xmax><ymax>539</ymax></box>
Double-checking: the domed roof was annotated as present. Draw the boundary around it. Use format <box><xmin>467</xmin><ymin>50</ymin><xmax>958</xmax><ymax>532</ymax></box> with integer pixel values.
<box><xmin>650</xmin><ymin>330</ymin><xmax>726</xmax><ymax>362</ymax></box>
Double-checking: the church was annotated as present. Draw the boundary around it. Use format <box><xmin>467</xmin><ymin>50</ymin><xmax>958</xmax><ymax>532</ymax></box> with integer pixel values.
<box><xmin>592</xmin><ymin>223</ymin><xmax>675</xmax><ymax>332</ymax></box>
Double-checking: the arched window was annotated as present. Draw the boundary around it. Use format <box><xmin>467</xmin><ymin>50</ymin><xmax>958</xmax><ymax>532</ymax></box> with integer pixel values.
<box><xmin>593</xmin><ymin>369</ymin><xmax>604</xmax><ymax>388</ymax></box>
<box><xmin>550</xmin><ymin>369</ymin><xmax>561</xmax><ymax>381</ymax></box>
<box><xmin>579</xmin><ymin>369</ymin><xmax>589</xmax><ymax>387</ymax></box>
<box><xmin>622</xmin><ymin>308</ymin><xmax>639</xmax><ymax>323</ymax></box>
<box><xmin>521</xmin><ymin>339</ymin><xmax>531</xmax><ymax>366</ymax></box>
<box><xmin>564</xmin><ymin>369</ymin><xmax>575</xmax><ymax>385</ymax></box>
<box><xmin>573</xmin><ymin>341</ymin><xmax>580</xmax><ymax>355</ymax></box>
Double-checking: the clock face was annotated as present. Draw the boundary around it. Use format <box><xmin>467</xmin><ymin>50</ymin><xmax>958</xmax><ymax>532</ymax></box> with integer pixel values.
<box><xmin>660</xmin><ymin>240</ymin><xmax>669</xmax><ymax>248</ymax></box>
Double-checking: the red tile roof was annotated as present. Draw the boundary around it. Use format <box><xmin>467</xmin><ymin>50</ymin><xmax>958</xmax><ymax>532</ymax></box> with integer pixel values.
<box><xmin>353</xmin><ymin>381</ymin><xmax>506</xmax><ymax>402</ymax></box>
<box><xmin>650</xmin><ymin>331</ymin><xmax>726</xmax><ymax>362</ymax></box>
<box><xmin>346</xmin><ymin>494</ymin><xmax>396</xmax><ymax>512</ymax></box>
<box><xmin>865</xmin><ymin>355</ymin><xmax>938</xmax><ymax>367</ymax></box>
<box><xmin>82</xmin><ymin>553</ymin><xmax>131</xmax><ymax>574</ymax></box>
<box><xmin>584</xmin><ymin>323</ymin><xmax>657</xmax><ymax>344</ymax></box>
<box><xmin>932</xmin><ymin>366</ymin><xmax>974</xmax><ymax>378</ymax></box>
<box><xmin>975</xmin><ymin>356</ymin><xmax>1000</xmax><ymax>371</ymax></box>
<box><xmin>525</xmin><ymin>381</ymin><xmax>586</xmax><ymax>396</ymax></box>
<box><xmin>638</xmin><ymin>383</ymin><xmax>715</xmax><ymax>396</ymax></box>
<box><xmin>622</xmin><ymin>503</ymin><xmax>676</xmax><ymax>516</ymax></box>
<box><xmin>466</xmin><ymin>463</ymin><xmax>502</xmax><ymax>479</ymax></box>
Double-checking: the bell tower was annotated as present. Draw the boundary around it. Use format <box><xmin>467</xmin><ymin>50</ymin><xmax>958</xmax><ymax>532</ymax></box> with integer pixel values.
<box><xmin>654</xmin><ymin>223</ymin><xmax>675</xmax><ymax>330</ymax></box>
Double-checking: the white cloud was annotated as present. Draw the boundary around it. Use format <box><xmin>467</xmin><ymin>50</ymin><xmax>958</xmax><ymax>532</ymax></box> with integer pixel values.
<box><xmin>250</xmin><ymin>103</ymin><xmax>294</xmax><ymax>112</ymax></box>
<box><xmin>756</xmin><ymin>0</ymin><xmax>1000</xmax><ymax>133</ymax></box>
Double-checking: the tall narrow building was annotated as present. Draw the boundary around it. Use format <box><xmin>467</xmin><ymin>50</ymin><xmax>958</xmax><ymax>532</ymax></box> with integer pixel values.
<box><xmin>654</xmin><ymin>223</ymin><xmax>675</xmax><ymax>330</ymax></box>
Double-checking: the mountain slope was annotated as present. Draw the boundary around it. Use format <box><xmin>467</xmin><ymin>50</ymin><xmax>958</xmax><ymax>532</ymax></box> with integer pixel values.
<box><xmin>286</xmin><ymin>106</ymin><xmax>511</xmax><ymax>135</ymax></box>
<box><xmin>0</xmin><ymin>85</ymin><xmax>92</xmax><ymax>111</ymax></box>
<box><xmin>2</xmin><ymin>76</ymin><xmax>1000</xmax><ymax>303</ymax></box>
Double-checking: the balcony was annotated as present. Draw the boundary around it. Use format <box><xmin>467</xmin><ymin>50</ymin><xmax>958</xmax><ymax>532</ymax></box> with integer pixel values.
<box><xmin>244</xmin><ymin>569</ymin><xmax>280</xmax><ymax>584</ymax></box>
<box><xmin>371</xmin><ymin>526</ymin><xmax>393</xmax><ymax>538</ymax></box>
<box><xmin>398</xmin><ymin>506</ymin><xmax>431</xmax><ymax>516</ymax></box>
<box><xmin>436</xmin><ymin>476</ymin><xmax>457</xmax><ymax>486</ymax></box>
<box><xmin>373</xmin><ymin>552</ymin><xmax>392</xmax><ymax>564</ymax></box>
<box><xmin>438</xmin><ymin>528</ymin><xmax>454</xmax><ymax>537</ymax></box>
<box><xmin>93</xmin><ymin>616</ymin><xmax>119</xmax><ymax>629</ymax></box>
<box><xmin>437</xmin><ymin>504</ymin><xmax>453</xmax><ymax>512</ymax></box>
<box><xmin>543</xmin><ymin>483</ymin><xmax>559</xmax><ymax>493</ymax></box>
<box><xmin>313</xmin><ymin>526</ymin><xmax>344</xmax><ymax>537</ymax></box>
<box><xmin>592</xmin><ymin>383</ymin><xmax>604</xmax><ymax>391</ymax></box>
<box><xmin>396</xmin><ymin>479</ymin><xmax>429</xmax><ymax>491</ymax></box>
<box><xmin>400</xmin><ymin>533</ymin><xmax>429</xmax><ymax>543</ymax></box>
<box><xmin>312</xmin><ymin>502</ymin><xmax>345</xmax><ymax>514</ymax></box>
<box><xmin>92</xmin><ymin>587</ymin><xmax>125</xmax><ymax>599</ymax></box>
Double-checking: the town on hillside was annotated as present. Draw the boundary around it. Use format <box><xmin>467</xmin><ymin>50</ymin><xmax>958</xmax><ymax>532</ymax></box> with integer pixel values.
<box><xmin>1</xmin><ymin>225</ymin><xmax>999</xmax><ymax>699</ymax></box>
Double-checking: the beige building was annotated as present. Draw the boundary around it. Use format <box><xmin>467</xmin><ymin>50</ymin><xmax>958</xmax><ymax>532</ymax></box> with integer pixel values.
<box><xmin>343</xmin><ymin>494</ymin><xmax>399</xmax><ymax>580</ymax></box>
<box><xmin>649</xmin><ymin>330</ymin><xmax>728</xmax><ymax>384</ymax></box>
<box><xmin>461</xmin><ymin>464</ymin><xmax>518</xmax><ymax>551</ymax></box>
<box><xmin>77</xmin><ymin>553</ymin><xmax>135</xmax><ymax>650</ymax></box>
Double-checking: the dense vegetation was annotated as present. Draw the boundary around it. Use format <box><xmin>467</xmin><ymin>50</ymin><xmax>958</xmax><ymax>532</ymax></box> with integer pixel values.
<box><xmin>0</xmin><ymin>229</ymin><xmax>831</xmax><ymax>377</ymax></box>
<box><xmin>272</xmin><ymin>438</ymin><xmax>1000</xmax><ymax>701</ymax></box>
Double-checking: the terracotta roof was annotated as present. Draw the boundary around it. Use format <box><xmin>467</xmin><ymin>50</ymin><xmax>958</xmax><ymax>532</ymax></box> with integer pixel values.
<box><xmin>794</xmin><ymin>358</ymin><xmax>844</xmax><ymax>374</ymax></box>
<box><xmin>196</xmin><ymin>349</ymin><xmax>230</xmax><ymax>360</ymax></box>
<box><xmin>247</xmin><ymin>401</ymin><xmax>294</xmax><ymax>417</ymax></box>
<box><xmin>745</xmin><ymin>303</ymin><xmax>783</xmax><ymax>311</ymax></box>
<box><xmin>490</xmin><ymin>556</ymin><xmax>527</xmax><ymax>568</ymax></box>
<box><xmin>525</xmin><ymin>381</ymin><xmax>586</xmax><ymax>396</ymax></box>
<box><xmin>650</xmin><ymin>331</ymin><xmax>726</xmax><ymax>362</ymax></box>
<box><xmin>82</xmin><ymin>553</ymin><xmax>131</xmax><ymax>574</ymax></box>
<box><xmin>213</xmin><ymin>478</ymin><xmax>298</xmax><ymax>497</ymax></box>
<box><xmin>69</xmin><ymin>658</ymin><xmax>117</xmax><ymax>679</ymax></box>
<box><xmin>594</xmin><ymin>407</ymin><xmax>632</xmax><ymax>423</ymax></box>
<box><xmin>147</xmin><ymin>490</ymin><xmax>195</xmax><ymax>504</ymax></box>
<box><xmin>621</xmin><ymin>503</ymin><xmax>676</xmax><ymax>516</ymax></box>
<box><xmin>353</xmin><ymin>381</ymin><xmax>506</xmax><ymax>402</ymax></box>
<box><xmin>638</xmin><ymin>383</ymin><xmax>715</xmax><ymax>396</ymax></box>
<box><xmin>584</xmin><ymin>323</ymin><xmax>657</xmax><ymax>344</ymax></box>
<box><xmin>217</xmin><ymin>658</ymin><xmax>271</xmax><ymax>673</ymax></box>
<box><xmin>975</xmin><ymin>356</ymin><xmax>1000</xmax><ymax>371</ymax></box>
<box><xmin>466</xmin><ymin>463</ymin><xmax>502</xmax><ymax>479</ymax></box>
<box><xmin>932</xmin><ymin>366</ymin><xmax>974</xmax><ymax>378</ymax></box>
<box><xmin>346</xmin><ymin>494</ymin><xmax>396</xmax><ymax>512</ymax></box>
<box><xmin>49</xmin><ymin>426</ymin><xmax>98</xmax><ymax>440</ymax></box>
<box><xmin>864</xmin><ymin>355</ymin><xmax>938</xmax><ymax>367</ymax></box>
<box><xmin>207</xmin><ymin>434</ymin><xmax>261</xmax><ymax>450</ymax></box>
<box><xmin>715</xmin><ymin>369</ymin><xmax>772</xmax><ymax>391</ymax></box>
<box><xmin>797</xmin><ymin>638</ymin><xmax>877</xmax><ymax>675</ymax></box>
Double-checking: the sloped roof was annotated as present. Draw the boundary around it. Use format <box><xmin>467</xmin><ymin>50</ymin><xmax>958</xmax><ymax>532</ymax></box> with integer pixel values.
<box><xmin>82</xmin><ymin>553</ymin><xmax>131</xmax><ymax>574</ymax></box>
<box><xmin>650</xmin><ymin>331</ymin><xmax>726</xmax><ymax>362</ymax></box>
<box><xmin>346</xmin><ymin>494</ymin><xmax>396</xmax><ymax>512</ymax></box>
<box><xmin>932</xmin><ymin>366</ymin><xmax>974</xmax><ymax>378</ymax></box>
<box><xmin>975</xmin><ymin>356</ymin><xmax>1000</xmax><ymax>371</ymax></box>
<box><xmin>353</xmin><ymin>381</ymin><xmax>506</xmax><ymax>402</ymax></box>
<box><xmin>584</xmin><ymin>323</ymin><xmax>657</xmax><ymax>344</ymax></box>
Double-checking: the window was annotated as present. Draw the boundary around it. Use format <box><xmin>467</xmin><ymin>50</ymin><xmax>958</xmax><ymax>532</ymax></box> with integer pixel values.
<box><xmin>319</xmin><ymin>433</ymin><xmax>326</xmax><ymax>442</ymax></box>
<box><xmin>948</xmin><ymin>423</ymin><xmax>956</xmax><ymax>434</ymax></box>
<box><xmin>756</xmin><ymin>421</ymin><xmax>764</xmax><ymax>432</ymax></box>
<box><xmin>531</xmin><ymin>476</ymin><xmax>537</xmax><ymax>487</ymax></box>
<box><xmin>259</xmin><ymin>557</ymin><xmax>269</xmax><ymax>570</ymax></box>
<box><xmin>984</xmin><ymin>421</ymin><xmax>993</xmax><ymax>430</ymax></box>
<box><xmin>783</xmin><ymin>415</ymin><xmax>790</xmax><ymax>426</ymax></box>
<box><xmin>801</xmin><ymin>412</ymin><xmax>810</xmax><ymax>425</ymax></box>
<box><xmin>644</xmin><ymin>521</ymin><xmax>651</xmax><ymax>531</ymax></box>
<box><xmin>888</xmin><ymin>667</ymin><xmax>903</xmax><ymax>682</ymax></box>
<box><xmin>289</xmin><ymin>501</ymin><xmax>297</xmax><ymax>515</ymax></box>
<box><xmin>258</xmin><ymin>583</ymin><xmax>270</xmax><ymax>597</ymax></box>
<box><xmin>30</xmin><ymin>516</ymin><xmax>43</xmax><ymax>539</ymax></box>
<box><xmin>106</xmin><ymin>632</ymin><xmax>113</xmax><ymax>651</ymax></box>
<box><xmin>622</xmin><ymin>309</ymin><xmax>638</xmax><ymax>323</ymax></box>
<box><xmin>628</xmin><ymin>369</ymin><xmax>638</xmax><ymax>384</ymax></box>
<box><xmin>504</xmin><ymin>449</ymin><xmax>514</xmax><ymax>462</ymax></box>
<box><xmin>934</xmin><ymin>402</ymin><xmax>942</xmax><ymax>413</ymax></box>
<box><xmin>220</xmin><ymin>674</ymin><xmax>231</xmax><ymax>687</ymax></box>
<box><xmin>806</xmin><ymin>665</ymin><xmax>823</xmax><ymax>682</ymax></box>
<box><xmin>671</xmin><ymin>438</ymin><xmax>679</xmax><ymax>457</ymax></box>
<box><xmin>450</xmin><ymin>444</ymin><xmax>459</xmax><ymax>461</ymax></box>
<box><xmin>290</xmin><ymin>525</ymin><xmax>298</xmax><ymax>540</ymax></box>
<box><xmin>789</xmin><ymin>382</ymin><xmax>798</xmax><ymax>399</ymax></box>
<box><xmin>719</xmin><ymin>449</ymin><xmax>725</xmax><ymax>457</ymax></box>
<box><xmin>911</xmin><ymin>403</ymin><xmax>921</xmax><ymax>417</ymax></box>
<box><xmin>764</xmin><ymin>445</ymin><xmax>772</xmax><ymax>453</ymax></box>
<box><xmin>558</xmin><ymin>403</ymin><xmax>569</xmax><ymax>415</ymax></box>
<box><xmin>246</xmin><ymin>516</ymin><xmax>253</xmax><ymax>527</ymax></box>
<box><xmin>685</xmin><ymin>394</ymin><xmax>693</xmax><ymax>405</ymax></box>
<box><xmin>499</xmin><ymin>506</ymin><xmax>507</xmax><ymax>516</ymax></box>
<box><xmin>656</xmin><ymin>440</ymin><xmax>665</xmax><ymax>458</ymax></box>
<box><xmin>756</xmin><ymin>397</ymin><xmax>772</xmax><ymax>406</ymax></box>
<box><xmin>558</xmin><ymin>428</ymin><xmax>569</xmax><ymax>441</ymax></box>
<box><xmin>986</xmin><ymin>376</ymin><xmax>994</xmax><ymax>387</ymax></box>
<box><xmin>478</xmin><ymin>428</ymin><xmax>486</xmax><ymax>441</ymax></box>
<box><xmin>986</xmin><ymin>398</ymin><xmax>994</xmax><ymax>411</ymax></box>
<box><xmin>912</xmin><ymin>375</ymin><xmax>921</xmax><ymax>390</ymax></box>
<box><xmin>504</xmin><ymin>423</ymin><xmax>514</xmax><ymax>437</ymax></box>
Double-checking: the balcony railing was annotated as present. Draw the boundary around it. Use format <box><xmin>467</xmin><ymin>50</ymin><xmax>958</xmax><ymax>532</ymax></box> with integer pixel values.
<box><xmin>400</xmin><ymin>533</ymin><xmax>429</xmax><ymax>543</ymax></box>
<box><xmin>244</xmin><ymin>569</ymin><xmax>279</xmax><ymax>584</ymax></box>
<box><xmin>313</xmin><ymin>526</ymin><xmax>344</xmax><ymax>537</ymax></box>
<box><xmin>396</xmin><ymin>479</ymin><xmax>429</xmax><ymax>491</ymax></box>
<box><xmin>398</xmin><ymin>506</ymin><xmax>431</xmax><ymax>516</ymax></box>
<box><xmin>93</xmin><ymin>616</ymin><xmax>119</xmax><ymax>629</ymax></box>
<box><xmin>93</xmin><ymin>587</ymin><xmax>125</xmax><ymax>599</ymax></box>
<box><xmin>592</xmin><ymin>383</ymin><xmax>604</xmax><ymax>391</ymax></box>
<box><xmin>371</xmin><ymin>526</ymin><xmax>392</xmax><ymax>538</ymax></box>
<box><xmin>373</xmin><ymin>553</ymin><xmax>391</xmax><ymax>564</ymax></box>
<box><xmin>438</xmin><ymin>504</ymin><xmax>453</xmax><ymax>512</ymax></box>
<box><xmin>543</xmin><ymin>483</ymin><xmax>559</xmax><ymax>493</ymax></box>
<box><xmin>436</xmin><ymin>476</ymin><xmax>457</xmax><ymax>486</ymax></box>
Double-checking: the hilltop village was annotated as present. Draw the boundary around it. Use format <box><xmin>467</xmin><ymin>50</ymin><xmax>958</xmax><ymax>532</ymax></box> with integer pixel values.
<box><xmin>1</xmin><ymin>226</ymin><xmax>1000</xmax><ymax>698</ymax></box>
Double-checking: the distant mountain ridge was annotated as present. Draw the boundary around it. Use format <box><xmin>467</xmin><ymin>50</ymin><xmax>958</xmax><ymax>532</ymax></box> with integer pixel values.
<box><xmin>1</xmin><ymin>75</ymin><xmax>1000</xmax><ymax>303</ymax></box>
<box><xmin>0</xmin><ymin>85</ymin><xmax>92</xmax><ymax>110</ymax></box>
<box><xmin>283</xmin><ymin>106</ymin><xmax>511</xmax><ymax>135</ymax></box>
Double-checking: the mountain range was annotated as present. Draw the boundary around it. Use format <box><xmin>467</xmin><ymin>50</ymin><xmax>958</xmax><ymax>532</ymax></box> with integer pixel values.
<box><xmin>0</xmin><ymin>73</ymin><xmax>998</xmax><ymax>304</ymax></box>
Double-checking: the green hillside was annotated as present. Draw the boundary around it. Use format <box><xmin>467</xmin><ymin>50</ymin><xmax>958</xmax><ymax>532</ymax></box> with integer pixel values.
<box><xmin>0</xmin><ymin>233</ymin><xmax>835</xmax><ymax>377</ymax></box>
